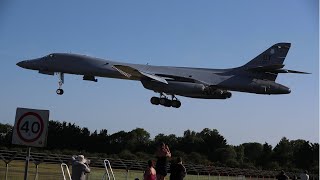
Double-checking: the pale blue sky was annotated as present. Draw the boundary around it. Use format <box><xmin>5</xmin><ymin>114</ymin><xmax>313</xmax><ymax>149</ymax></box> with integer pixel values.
<box><xmin>0</xmin><ymin>1</ymin><xmax>318</xmax><ymax>146</ymax></box>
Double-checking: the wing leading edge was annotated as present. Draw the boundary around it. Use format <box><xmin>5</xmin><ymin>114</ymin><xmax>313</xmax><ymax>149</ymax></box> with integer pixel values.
<box><xmin>112</xmin><ymin>65</ymin><xmax>168</xmax><ymax>84</ymax></box>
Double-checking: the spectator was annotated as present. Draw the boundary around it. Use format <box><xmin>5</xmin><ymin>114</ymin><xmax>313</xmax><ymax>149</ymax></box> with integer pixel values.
<box><xmin>170</xmin><ymin>157</ymin><xmax>186</xmax><ymax>180</ymax></box>
<box><xmin>144</xmin><ymin>160</ymin><xmax>156</xmax><ymax>180</ymax></box>
<box><xmin>300</xmin><ymin>170</ymin><xmax>309</xmax><ymax>180</ymax></box>
<box><xmin>155</xmin><ymin>142</ymin><xmax>171</xmax><ymax>180</ymax></box>
<box><xmin>291</xmin><ymin>175</ymin><xmax>298</xmax><ymax>180</ymax></box>
<box><xmin>276</xmin><ymin>170</ymin><xmax>289</xmax><ymax>180</ymax></box>
<box><xmin>71</xmin><ymin>155</ymin><xmax>91</xmax><ymax>180</ymax></box>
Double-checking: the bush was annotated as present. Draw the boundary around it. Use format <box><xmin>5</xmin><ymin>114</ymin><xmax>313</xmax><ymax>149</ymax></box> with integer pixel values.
<box><xmin>119</xmin><ymin>150</ymin><xmax>137</xmax><ymax>160</ymax></box>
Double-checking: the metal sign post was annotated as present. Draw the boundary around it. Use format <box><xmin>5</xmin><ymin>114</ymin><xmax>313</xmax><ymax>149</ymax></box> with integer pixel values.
<box><xmin>23</xmin><ymin>147</ymin><xmax>31</xmax><ymax>180</ymax></box>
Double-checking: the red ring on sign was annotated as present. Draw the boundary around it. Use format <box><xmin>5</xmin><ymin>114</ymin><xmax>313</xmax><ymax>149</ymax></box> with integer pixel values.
<box><xmin>17</xmin><ymin>112</ymin><xmax>44</xmax><ymax>143</ymax></box>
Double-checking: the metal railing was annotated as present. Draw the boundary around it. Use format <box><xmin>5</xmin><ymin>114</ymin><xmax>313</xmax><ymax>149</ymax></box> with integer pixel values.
<box><xmin>0</xmin><ymin>149</ymin><xmax>318</xmax><ymax>180</ymax></box>
<box><xmin>102</xmin><ymin>159</ymin><xmax>115</xmax><ymax>180</ymax></box>
<box><xmin>61</xmin><ymin>163</ymin><xmax>71</xmax><ymax>180</ymax></box>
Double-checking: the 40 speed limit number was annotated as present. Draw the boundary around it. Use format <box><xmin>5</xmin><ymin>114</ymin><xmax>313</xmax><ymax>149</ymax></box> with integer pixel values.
<box><xmin>12</xmin><ymin>108</ymin><xmax>49</xmax><ymax>147</ymax></box>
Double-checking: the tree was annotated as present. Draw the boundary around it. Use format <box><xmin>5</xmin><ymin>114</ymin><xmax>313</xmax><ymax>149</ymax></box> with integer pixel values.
<box><xmin>214</xmin><ymin>146</ymin><xmax>237</xmax><ymax>164</ymax></box>
<box><xmin>292</xmin><ymin>140</ymin><xmax>313</xmax><ymax>170</ymax></box>
<box><xmin>126</xmin><ymin>128</ymin><xmax>150</xmax><ymax>152</ymax></box>
<box><xmin>273</xmin><ymin>137</ymin><xmax>293</xmax><ymax>168</ymax></box>
<box><xmin>234</xmin><ymin>145</ymin><xmax>244</xmax><ymax>164</ymax></box>
<box><xmin>186</xmin><ymin>152</ymin><xmax>208</xmax><ymax>164</ymax></box>
<box><xmin>198</xmin><ymin>128</ymin><xmax>227</xmax><ymax>158</ymax></box>
<box><xmin>257</xmin><ymin>142</ymin><xmax>273</xmax><ymax>168</ymax></box>
<box><xmin>154</xmin><ymin>133</ymin><xmax>179</xmax><ymax>150</ymax></box>
<box><xmin>180</xmin><ymin>130</ymin><xmax>204</xmax><ymax>153</ymax></box>
<box><xmin>242</xmin><ymin>142</ymin><xmax>263</xmax><ymax>165</ymax></box>
<box><xmin>108</xmin><ymin>130</ymin><xmax>128</xmax><ymax>153</ymax></box>
<box><xmin>0</xmin><ymin>123</ymin><xmax>12</xmax><ymax>146</ymax></box>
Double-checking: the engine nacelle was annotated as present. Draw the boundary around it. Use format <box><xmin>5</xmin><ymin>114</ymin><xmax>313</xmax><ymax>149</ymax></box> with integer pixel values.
<box><xmin>141</xmin><ymin>80</ymin><xmax>206</xmax><ymax>95</ymax></box>
<box><xmin>203</xmin><ymin>86</ymin><xmax>232</xmax><ymax>98</ymax></box>
<box><xmin>141</xmin><ymin>80</ymin><xmax>232</xmax><ymax>99</ymax></box>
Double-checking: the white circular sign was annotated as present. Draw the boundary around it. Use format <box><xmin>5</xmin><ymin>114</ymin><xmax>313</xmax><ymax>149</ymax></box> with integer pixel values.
<box><xmin>13</xmin><ymin>108</ymin><xmax>49</xmax><ymax>147</ymax></box>
<box><xmin>17</xmin><ymin>112</ymin><xmax>44</xmax><ymax>143</ymax></box>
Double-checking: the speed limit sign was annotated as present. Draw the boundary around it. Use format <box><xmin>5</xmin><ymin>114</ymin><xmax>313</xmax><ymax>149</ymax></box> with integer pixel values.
<box><xmin>12</xmin><ymin>108</ymin><xmax>49</xmax><ymax>147</ymax></box>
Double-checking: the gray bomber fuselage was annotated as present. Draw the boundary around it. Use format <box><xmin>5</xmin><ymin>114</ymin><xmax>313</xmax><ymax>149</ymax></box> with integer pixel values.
<box><xmin>17</xmin><ymin>52</ymin><xmax>291</xmax><ymax>98</ymax></box>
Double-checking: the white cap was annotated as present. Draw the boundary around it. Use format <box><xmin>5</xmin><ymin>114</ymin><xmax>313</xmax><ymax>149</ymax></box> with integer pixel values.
<box><xmin>77</xmin><ymin>155</ymin><xmax>86</xmax><ymax>163</ymax></box>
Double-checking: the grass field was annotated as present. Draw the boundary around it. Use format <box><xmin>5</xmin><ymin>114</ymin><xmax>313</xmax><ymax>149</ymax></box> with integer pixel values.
<box><xmin>0</xmin><ymin>160</ymin><xmax>265</xmax><ymax>180</ymax></box>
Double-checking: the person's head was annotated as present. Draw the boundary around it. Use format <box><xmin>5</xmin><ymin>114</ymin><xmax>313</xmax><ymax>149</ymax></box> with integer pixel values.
<box><xmin>280</xmin><ymin>170</ymin><xmax>285</xmax><ymax>175</ymax></box>
<box><xmin>304</xmin><ymin>170</ymin><xmax>308</xmax><ymax>174</ymax></box>
<box><xmin>77</xmin><ymin>155</ymin><xmax>86</xmax><ymax>164</ymax></box>
<box><xmin>176</xmin><ymin>157</ymin><xmax>182</xmax><ymax>164</ymax></box>
<box><xmin>148</xmin><ymin>160</ymin><xmax>154</xmax><ymax>168</ymax></box>
<box><xmin>159</xmin><ymin>142</ymin><xmax>165</xmax><ymax>148</ymax></box>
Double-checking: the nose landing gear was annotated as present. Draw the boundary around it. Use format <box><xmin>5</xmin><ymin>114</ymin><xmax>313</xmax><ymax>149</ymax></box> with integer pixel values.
<box><xmin>56</xmin><ymin>72</ymin><xmax>64</xmax><ymax>95</ymax></box>
<box><xmin>150</xmin><ymin>93</ymin><xmax>181</xmax><ymax>108</ymax></box>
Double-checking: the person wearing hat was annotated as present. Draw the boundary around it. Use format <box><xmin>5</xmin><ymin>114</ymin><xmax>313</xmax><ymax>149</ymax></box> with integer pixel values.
<box><xmin>71</xmin><ymin>155</ymin><xmax>91</xmax><ymax>180</ymax></box>
<box><xmin>276</xmin><ymin>170</ymin><xmax>289</xmax><ymax>180</ymax></box>
<box><xmin>300</xmin><ymin>170</ymin><xmax>309</xmax><ymax>180</ymax></box>
<box><xmin>169</xmin><ymin>157</ymin><xmax>186</xmax><ymax>180</ymax></box>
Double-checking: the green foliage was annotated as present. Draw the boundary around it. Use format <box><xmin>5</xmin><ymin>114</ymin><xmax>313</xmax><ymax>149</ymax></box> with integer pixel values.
<box><xmin>119</xmin><ymin>149</ymin><xmax>137</xmax><ymax>160</ymax></box>
<box><xmin>0</xmin><ymin>121</ymin><xmax>318</xmax><ymax>174</ymax></box>
<box><xmin>186</xmin><ymin>152</ymin><xmax>208</xmax><ymax>164</ymax></box>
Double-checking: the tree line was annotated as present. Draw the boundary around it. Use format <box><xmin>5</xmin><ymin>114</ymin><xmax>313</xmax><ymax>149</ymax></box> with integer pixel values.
<box><xmin>0</xmin><ymin>121</ymin><xmax>318</xmax><ymax>174</ymax></box>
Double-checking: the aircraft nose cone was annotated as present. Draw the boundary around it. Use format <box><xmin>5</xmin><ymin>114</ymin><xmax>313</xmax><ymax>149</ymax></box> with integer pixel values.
<box><xmin>282</xmin><ymin>87</ymin><xmax>291</xmax><ymax>94</ymax></box>
<box><xmin>16</xmin><ymin>61</ymin><xmax>25</xmax><ymax>67</ymax></box>
<box><xmin>287</xmin><ymin>88</ymin><xmax>291</xmax><ymax>94</ymax></box>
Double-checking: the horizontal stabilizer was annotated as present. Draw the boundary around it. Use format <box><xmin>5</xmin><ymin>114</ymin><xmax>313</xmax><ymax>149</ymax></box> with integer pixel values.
<box><xmin>245</xmin><ymin>64</ymin><xmax>285</xmax><ymax>72</ymax></box>
<box><xmin>285</xmin><ymin>69</ymin><xmax>310</xmax><ymax>74</ymax></box>
<box><xmin>112</xmin><ymin>65</ymin><xmax>168</xmax><ymax>84</ymax></box>
<box><xmin>246</xmin><ymin>64</ymin><xmax>310</xmax><ymax>74</ymax></box>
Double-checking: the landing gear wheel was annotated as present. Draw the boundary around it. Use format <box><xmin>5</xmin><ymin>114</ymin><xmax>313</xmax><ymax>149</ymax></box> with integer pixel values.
<box><xmin>171</xmin><ymin>100</ymin><xmax>181</xmax><ymax>108</ymax></box>
<box><xmin>56</xmin><ymin>89</ymin><xmax>64</xmax><ymax>95</ymax></box>
<box><xmin>159</xmin><ymin>98</ymin><xmax>167</xmax><ymax>105</ymax></box>
<box><xmin>150</xmin><ymin>97</ymin><xmax>160</xmax><ymax>105</ymax></box>
<box><xmin>154</xmin><ymin>93</ymin><xmax>181</xmax><ymax>108</ymax></box>
<box><xmin>160</xmin><ymin>98</ymin><xmax>171</xmax><ymax>107</ymax></box>
<box><xmin>164</xmin><ymin>100</ymin><xmax>172</xmax><ymax>107</ymax></box>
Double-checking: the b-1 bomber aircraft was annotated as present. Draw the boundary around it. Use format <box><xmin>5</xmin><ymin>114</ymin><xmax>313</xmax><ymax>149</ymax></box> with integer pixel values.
<box><xmin>17</xmin><ymin>42</ymin><xmax>309</xmax><ymax>108</ymax></box>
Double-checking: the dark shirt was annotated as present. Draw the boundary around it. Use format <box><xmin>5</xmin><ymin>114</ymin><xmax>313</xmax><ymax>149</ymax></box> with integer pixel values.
<box><xmin>71</xmin><ymin>161</ymin><xmax>90</xmax><ymax>180</ymax></box>
<box><xmin>276</xmin><ymin>174</ymin><xmax>289</xmax><ymax>180</ymax></box>
<box><xmin>156</xmin><ymin>156</ymin><xmax>168</xmax><ymax>176</ymax></box>
<box><xmin>170</xmin><ymin>163</ymin><xmax>186</xmax><ymax>180</ymax></box>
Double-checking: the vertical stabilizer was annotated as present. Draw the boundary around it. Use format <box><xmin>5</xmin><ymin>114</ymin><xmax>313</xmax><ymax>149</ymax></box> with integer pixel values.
<box><xmin>242</xmin><ymin>42</ymin><xmax>291</xmax><ymax>81</ymax></box>
<box><xmin>244</xmin><ymin>42</ymin><xmax>291</xmax><ymax>67</ymax></box>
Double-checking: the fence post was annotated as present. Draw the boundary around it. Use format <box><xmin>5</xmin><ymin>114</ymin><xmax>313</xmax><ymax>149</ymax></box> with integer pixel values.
<box><xmin>34</xmin><ymin>164</ymin><xmax>39</xmax><ymax>180</ymax></box>
<box><xmin>5</xmin><ymin>163</ymin><xmax>9</xmax><ymax>180</ymax></box>
<box><xmin>126</xmin><ymin>169</ymin><xmax>129</xmax><ymax>180</ymax></box>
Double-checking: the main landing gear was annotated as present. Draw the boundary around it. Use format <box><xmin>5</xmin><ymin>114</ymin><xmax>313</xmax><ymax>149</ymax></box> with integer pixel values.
<box><xmin>56</xmin><ymin>72</ymin><xmax>64</xmax><ymax>95</ymax></box>
<box><xmin>150</xmin><ymin>93</ymin><xmax>181</xmax><ymax>108</ymax></box>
